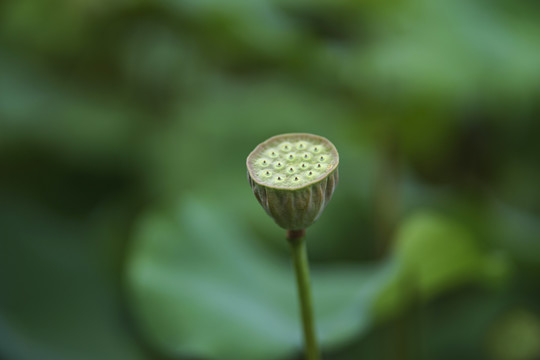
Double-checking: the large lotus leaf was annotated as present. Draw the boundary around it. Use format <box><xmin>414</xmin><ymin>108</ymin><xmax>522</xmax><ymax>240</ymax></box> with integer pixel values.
<box><xmin>126</xmin><ymin>197</ymin><xmax>397</xmax><ymax>360</ymax></box>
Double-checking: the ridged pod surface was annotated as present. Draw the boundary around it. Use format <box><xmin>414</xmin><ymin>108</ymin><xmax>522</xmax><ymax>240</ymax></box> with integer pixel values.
<box><xmin>247</xmin><ymin>133</ymin><xmax>339</xmax><ymax>230</ymax></box>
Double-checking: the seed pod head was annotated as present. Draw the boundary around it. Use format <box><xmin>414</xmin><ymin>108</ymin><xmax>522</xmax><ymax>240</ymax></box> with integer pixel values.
<box><xmin>247</xmin><ymin>133</ymin><xmax>339</xmax><ymax>230</ymax></box>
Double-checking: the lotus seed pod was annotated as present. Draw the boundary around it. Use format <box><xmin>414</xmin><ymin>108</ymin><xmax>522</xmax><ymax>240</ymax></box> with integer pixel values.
<box><xmin>247</xmin><ymin>133</ymin><xmax>339</xmax><ymax>230</ymax></box>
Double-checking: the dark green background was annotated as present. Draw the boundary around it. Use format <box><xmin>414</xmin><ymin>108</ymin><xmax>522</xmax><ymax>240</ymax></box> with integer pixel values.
<box><xmin>1</xmin><ymin>0</ymin><xmax>540</xmax><ymax>359</ymax></box>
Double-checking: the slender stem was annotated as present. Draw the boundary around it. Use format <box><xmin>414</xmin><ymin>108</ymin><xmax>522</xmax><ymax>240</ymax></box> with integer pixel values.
<box><xmin>287</xmin><ymin>229</ymin><xmax>320</xmax><ymax>360</ymax></box>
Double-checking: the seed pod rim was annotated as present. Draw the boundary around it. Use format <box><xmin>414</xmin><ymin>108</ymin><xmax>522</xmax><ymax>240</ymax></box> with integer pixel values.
<box><xmin>246</xmin><ymin>133</ymin><xmax>339</xmax><ymax>191</ymax></box>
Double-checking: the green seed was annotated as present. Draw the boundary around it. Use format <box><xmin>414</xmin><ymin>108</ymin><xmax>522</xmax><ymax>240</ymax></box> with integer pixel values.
<box><xmin>281</xmin><ymin>143</ymin><xmax>292</xmax><ymax>152</ymax></box>
<box><xmin>268</xmin><ymin>150</ymin><xmax>279</xmax><ymax>158</ymax></box>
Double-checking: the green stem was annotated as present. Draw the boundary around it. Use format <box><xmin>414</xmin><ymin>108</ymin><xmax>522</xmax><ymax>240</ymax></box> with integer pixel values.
<box><xmin>287</xmin><ymin>229</ymin><xmax>320</xmax><ymax>360</ymax></box>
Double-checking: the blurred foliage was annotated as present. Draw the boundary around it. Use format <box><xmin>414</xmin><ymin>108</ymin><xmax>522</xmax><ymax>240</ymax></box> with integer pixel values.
<box><xmin>1</xmin><ymin>0</ymin><xmax>540</xmax><ymax>359</ymax></box>
<box><xmin>127</xmin><ymin>197</ymin><xmax>396</xmax><ymax>360</ymax></box>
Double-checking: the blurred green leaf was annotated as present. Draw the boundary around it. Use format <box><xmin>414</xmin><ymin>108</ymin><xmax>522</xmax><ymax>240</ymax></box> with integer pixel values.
<box><xmin>0</xmin><ymin>194</ymin><xmax>145</xmax><ymax>360</ymax></box>
<box><xmin>126</xmin><ymin>197</ymin><xmax>397</xmax><ymax>360</ymax></box>
<box><xmin>375</xmin><ymin>211</ymin><xmax>511</xmax><ymax>317</ymax></box>
<box><xmin>488</xmin><ymin>309</ymin><xmax>540</xmax><ymax>360</ymax></box>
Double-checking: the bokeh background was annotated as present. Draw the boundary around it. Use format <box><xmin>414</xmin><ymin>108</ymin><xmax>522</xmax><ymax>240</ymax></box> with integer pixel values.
<box><xmin>1</xmin><ymin>0</ymin><xmax>540</xmax><ymax>359</ymax></box>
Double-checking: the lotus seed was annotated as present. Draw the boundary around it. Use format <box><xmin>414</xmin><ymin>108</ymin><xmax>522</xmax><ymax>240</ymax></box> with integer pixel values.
<box><xmin>281</xmin><ymin>143</ymin><xmax>293</xmax><ymax>152</ymax></box>
<box><xmin>257</xmin><ymin>158</ymin><xmax>270</xmax><ymax>166</ymax></box>
<box><xmin>259</xmin><ymin>169</ymin><xmax>273</xmax><ymax>178</ymax></box>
